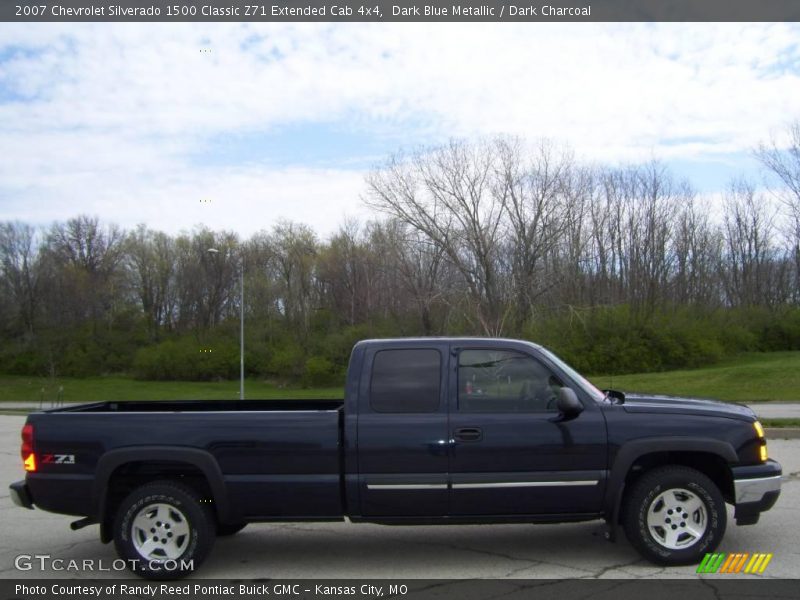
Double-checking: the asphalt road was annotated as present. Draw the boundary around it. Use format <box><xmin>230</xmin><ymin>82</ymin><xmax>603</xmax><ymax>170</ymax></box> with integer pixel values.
<box><xmin>0</xmin><ymin>415</ymin><xmax>797</xmax><ymax>580</ymax></box>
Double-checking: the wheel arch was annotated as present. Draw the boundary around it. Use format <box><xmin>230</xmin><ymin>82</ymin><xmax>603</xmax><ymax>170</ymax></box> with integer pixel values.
<box><xmin>605</xmin><ymin>438</ymin><xmax>737</xmax><ymax>528</ymax></box>
<box><xmin>94</xmin><ymin>447</ymin><xmax>235</xmax><ymax>542</ymax></box>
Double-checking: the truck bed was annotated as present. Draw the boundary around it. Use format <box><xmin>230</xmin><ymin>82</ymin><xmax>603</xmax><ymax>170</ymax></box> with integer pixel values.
<box><xmin>53</xmin><ymin>399</ymin><xmax>343</xmax><ymax>412</ymax></box>
<box><xmin>26</xmin><ymin>399</ymin><xmax>345</xmax><ymax>520</ymax></box>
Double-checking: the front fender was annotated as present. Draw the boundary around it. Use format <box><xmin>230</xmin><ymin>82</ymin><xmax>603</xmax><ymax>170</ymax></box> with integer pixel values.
<box><xmin>604</xmin><ymin>437</ymin><xmax>737</xmax><ymax>528</ymax></box>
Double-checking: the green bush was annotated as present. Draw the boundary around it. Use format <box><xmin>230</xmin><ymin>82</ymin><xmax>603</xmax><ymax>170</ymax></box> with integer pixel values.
<box><xmin>303</xmin><ymin>355</ymin><xmax>337</xmax><ymax>387</ymax></box>
<box><xmin>526</xmin><ymin>305</ymin><xmax>735</xmax><ymax>376</ymax></box>
<box><xmin>265</xmin><ymin>341</ymin><xmax>305</xmax><ymax>379</ymax></box>
<box><xmin>60</xmin><ymin>345</ymin><xmax>101</xmax><ymax>378</ymax></box>
<box><xmin>6</xmin><ymin>300</ymin><xmax>800</xmax><ymax>384</ymax></box>
<box><xmin>757</xmin><ymin>308</ymin><xmax>800</xmax><ymax>351</ymax></box>
<box><xmin>0</xmin><ymin>349</ymin><xmax>48</xmax><ymax>376</ymax></box>
<box><xmin>132</xmin><ymin>337</ymin><xmax>238</xmax><ymax>381</ymax></box>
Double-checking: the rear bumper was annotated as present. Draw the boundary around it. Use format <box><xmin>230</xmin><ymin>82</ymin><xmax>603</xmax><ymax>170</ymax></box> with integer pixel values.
<box><xmin>9</xmin><ymin>480</ymin><xmax>34</xmax><ymax>509</ymax></box>
<box><xmin>731</xmin><ymin>459</ymin><xmax>782</xmax><ymax>525</ymax></box>
<box><xmin>10</xmin><ymin>474</ymin><xmax>94</xmax><ymax>516</ymax></box>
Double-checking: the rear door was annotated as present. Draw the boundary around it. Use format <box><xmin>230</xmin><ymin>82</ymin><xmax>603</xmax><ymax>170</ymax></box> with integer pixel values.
<box><xmin>356</xmin><ymin>342</ymin><xmax>450</xmax><ymax>517</ymax></box>
<box><xmin>448</xmin><ymin>344</ymin><xmax>608</xmax><ymax>516</ymax></box>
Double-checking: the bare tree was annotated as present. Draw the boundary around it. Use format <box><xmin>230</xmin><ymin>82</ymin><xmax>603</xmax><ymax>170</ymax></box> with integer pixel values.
<box><xmin>43</xmin><ymin>215</ymin><xmax>125</xmax><ymax>330</ymax></box>
<box><xmin>720</xmin><ymin>180</ymin><xmax>785</xmax><ymax>307</ymax></box>
<box><xmin>596</xmin><ymin>163</ymin><xmax>681</xmax><ymax>317</ymax></box>
<box><xmin>173</xmin><ymin>227</ymin><xmax>239</xmax><ymax>331</ymax></box>
<box><xmin>370</xmin><ymin>219</ymin><xmax>449</xmax><ymax>334</ymax></box>
<box><xmin>366</xmin><ymin>139</ymin><xmax>508</xmax><ymax>334</ymax></box>
<box><xmin>267</xmin><ymin>221</ymin><xmax>318</xmax><ymax>333</ymax></box>
<box><xmin>125</xmin><ymin>224</ymin><xmax>176</xmax><ymax>338</ymax></box>
<box><xmin>672</xmin><ymin>197</ymin><xmax>722</xmax><ymax>307</ymax></box>
<box><xmin>494</xmin><ymin>137</ymin><xmax>578</xmax><ymax>325</ymax></box>
<box><xmin>0</xmin><ymin>222</ymin><xmax>42</xmax><ymax>336</ymax></box>
<box><xmin>756</xmin><ymin>121</ymin><xmax>800</xmax><ymax>302</ymax></box>
<box><xmin>320</xmin><ymin>220</ymin><xmax>368</xmax><ymax>327</ymax></box>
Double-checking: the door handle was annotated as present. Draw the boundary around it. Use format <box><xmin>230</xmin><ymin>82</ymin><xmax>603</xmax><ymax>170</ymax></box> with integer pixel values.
<box><xmin>454</xmin><ymin>427</ymin><xmax>483</xmax><ymax>442</ymax></box>
<box><xmin>427</xmin><ymin>439</ymin><xmax>452</xmax><ymax>455</ymax></box>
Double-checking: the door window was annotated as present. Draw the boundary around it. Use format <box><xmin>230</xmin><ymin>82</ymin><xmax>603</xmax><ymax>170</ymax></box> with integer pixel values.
<box><xmin>370</xmin><ymin>348</ymin><xmax>441</xmax><ymax>413</ymax></box>
<box><xmin>458</xmin><ymin>349</ymin><xmax>563</xmax><ymax>412</ymax></box>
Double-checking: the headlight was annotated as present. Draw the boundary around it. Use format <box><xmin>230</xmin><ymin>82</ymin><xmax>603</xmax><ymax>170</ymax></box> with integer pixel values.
<box><xmin>753</xmin><ymin>421</ymin><xmax>768</xmax><ymax>461</ymax></box>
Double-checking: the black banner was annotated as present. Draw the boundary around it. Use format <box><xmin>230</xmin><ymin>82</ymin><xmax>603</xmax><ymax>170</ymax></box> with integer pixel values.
<box><xmin>4</xmin><ymin>0</ymin><xmax>800</xmax><ymax>22</ymax></box>
<box><xmin>2</xmin><ymin>580</ymin><xmax>800</xmax><ymax>600</ymax></box>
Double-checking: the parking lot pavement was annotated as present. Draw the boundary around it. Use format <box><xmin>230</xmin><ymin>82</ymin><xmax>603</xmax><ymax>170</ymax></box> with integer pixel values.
<box><xmin>1</xmin><ymin>415</ymin><xmax>798</xmax><ymax>580</ymax></box>
<box><xmin>752</xmin><ymin>402</ymin><xmax>800</xmax><ymax>419</ymax></box>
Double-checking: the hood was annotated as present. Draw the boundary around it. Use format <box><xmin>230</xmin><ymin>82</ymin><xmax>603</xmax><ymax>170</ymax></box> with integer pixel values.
<box><xmin>621</xmin><ymin>393</ymin><xmax>756</xmax><ymax>421</ymax></box>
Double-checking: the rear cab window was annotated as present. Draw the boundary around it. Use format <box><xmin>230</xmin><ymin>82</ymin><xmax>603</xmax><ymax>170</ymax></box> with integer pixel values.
<box><xmin>369</xmin><ymin>348</ymin><xmax>442</xmax><ymax>413</ymax></box>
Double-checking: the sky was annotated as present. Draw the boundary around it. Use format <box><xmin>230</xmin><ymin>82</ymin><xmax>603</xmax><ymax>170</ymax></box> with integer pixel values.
<box><xmin>0</xmin><ymin>22</ymin><xmax>799</xmax><ymax>239</ymax></box>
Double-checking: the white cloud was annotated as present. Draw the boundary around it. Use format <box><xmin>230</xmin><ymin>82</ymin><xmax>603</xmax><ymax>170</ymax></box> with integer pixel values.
<box><xmin>0</xmin><ymin>156</ymin><xmax>370</xmax><ymax>239</ymax></box>
<box><xmin>0</xmin><ymin>22</ymin><xmax>799</xmax><ymax>235</ymax></box>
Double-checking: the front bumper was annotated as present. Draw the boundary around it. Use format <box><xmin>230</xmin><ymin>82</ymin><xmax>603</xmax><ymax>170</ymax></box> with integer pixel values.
<box><xmin>731</xmin><ymin>459</ymin><xmax>781</xmax><ymax>525</ymax></box>
<box><xmin>9</xmin><ymin>480</ymin><xmax>34</xmax><ymax>509</ymax></box>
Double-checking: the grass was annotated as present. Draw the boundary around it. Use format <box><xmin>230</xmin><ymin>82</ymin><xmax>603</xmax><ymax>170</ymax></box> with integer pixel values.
<box><xmin>0</xmin><ymin>375</ymin><xmax>342</xmax><ymax>403</ymax></box>
<box><xmin>589</xmin><ymin>352</ymin><xmax>800</xmax><ymax>403</ymax></box>
<box><xmin>0</xmin><ymin>351</ymin><xmax>798</xmax><ymax>404</ymax></box>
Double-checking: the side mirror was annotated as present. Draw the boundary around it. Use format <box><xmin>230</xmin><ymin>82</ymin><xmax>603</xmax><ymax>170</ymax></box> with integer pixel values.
<box><xmin>557</xmin><ymin>387</ymin><xmax>584</xmax><ymax>417</ymax></box>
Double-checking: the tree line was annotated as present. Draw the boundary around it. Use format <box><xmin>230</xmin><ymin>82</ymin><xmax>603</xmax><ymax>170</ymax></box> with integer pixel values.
<box><xmin>2</xmin><ymin>124</ymin><xmax>799</xmax><ymax>383</ymax></box>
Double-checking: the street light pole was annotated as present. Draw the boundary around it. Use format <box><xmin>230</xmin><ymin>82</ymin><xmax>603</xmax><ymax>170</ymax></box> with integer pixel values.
<box><xmin>208</xmin><ymin>247</ymin><xmax>245</xmax><ymax>400</ymax></box>
<box><xmin>239</xmin><ymin>258</ymin><xmax>244</xmax><ymax>401</ymax></box>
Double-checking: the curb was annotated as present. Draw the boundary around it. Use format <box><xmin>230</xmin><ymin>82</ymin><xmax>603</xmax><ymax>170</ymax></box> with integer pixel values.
<box><xmin>765</xmin><ymin>428</ymin><xmax>800</xmax><ymax>440</ymax></box>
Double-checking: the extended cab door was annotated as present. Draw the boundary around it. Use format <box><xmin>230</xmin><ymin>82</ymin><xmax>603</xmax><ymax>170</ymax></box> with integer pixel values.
<box><xmin>356</xmin><ymin>341</ymin><xmax>450</xmax><ymax>517</ymax></box>
<box><xmin>448</xmin><ymin>344</ymin><xmax>608</xmax><ymax>516</ymax></box>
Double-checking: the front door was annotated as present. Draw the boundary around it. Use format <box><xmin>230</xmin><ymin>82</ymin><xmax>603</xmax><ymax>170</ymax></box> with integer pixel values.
<box><xmin>448</xmin><ymin>346</ymin><xmax>607</xmax><ymax>516</ymax></box>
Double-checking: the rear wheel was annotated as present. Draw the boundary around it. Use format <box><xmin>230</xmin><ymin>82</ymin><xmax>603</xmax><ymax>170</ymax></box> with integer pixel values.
<box><xmin>113</xmin><ymin>481</ymin><xmax>216</xmax><ymax>579</ymax></box>
<box><xmin>623</xmin><ymin>466</ymin><xmax>726</xmax><ymax>565</ymax></box>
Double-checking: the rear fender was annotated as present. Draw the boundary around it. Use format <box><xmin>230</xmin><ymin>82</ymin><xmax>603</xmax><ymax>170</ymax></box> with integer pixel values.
<box><xmin>93</xmin><ymin>446</ymin><xmax>234</xmax><ymax>525</ymax></box>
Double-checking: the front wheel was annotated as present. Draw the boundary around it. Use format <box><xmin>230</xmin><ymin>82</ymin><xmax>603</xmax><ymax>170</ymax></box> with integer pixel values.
<box><xmin>113</xmin><ymin>481</ymin><xmax>216</xmax><ymax>579</ymax></box>
<box><xmin>623</xmin><ymin>466</ymin><xmax>726</xmax><ymax>565</ymax></box>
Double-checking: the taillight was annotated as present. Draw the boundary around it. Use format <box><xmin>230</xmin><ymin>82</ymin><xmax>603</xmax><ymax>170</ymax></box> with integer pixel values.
<box><xmin>21</xmin><ymin>424</ymin><xmax>36</xmax><ymax>472</ymax></box>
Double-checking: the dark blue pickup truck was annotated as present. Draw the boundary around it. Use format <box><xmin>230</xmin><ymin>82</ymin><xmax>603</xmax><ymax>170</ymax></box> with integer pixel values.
<box><xmin>10</xmin><ymin>338</ymin><xmax>782</xmax><ymax>579</ymax></box>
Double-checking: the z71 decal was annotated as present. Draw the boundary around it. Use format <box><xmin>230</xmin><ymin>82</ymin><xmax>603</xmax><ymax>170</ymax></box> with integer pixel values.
<box><xmin>41</xmin><ymin>454</ymin><xmax>76</xmax><ymax>465</ymax></box>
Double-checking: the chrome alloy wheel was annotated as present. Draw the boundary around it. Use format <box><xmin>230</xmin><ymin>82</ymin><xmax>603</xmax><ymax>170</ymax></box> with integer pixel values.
<box><xmin>646</xmin><ymin>487</ymin><xmax>708</xmax><ymax>550</ymax></box>
<box><xmin>131</xmin><ymin>502</ymin><xmax>191</xmax><ymax>561</ymax></box>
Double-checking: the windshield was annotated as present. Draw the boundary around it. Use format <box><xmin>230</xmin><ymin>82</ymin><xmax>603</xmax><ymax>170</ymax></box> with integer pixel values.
<box><xmin>539</xmin><ymin>348</ymin><xmax>606</xmax><ymax>403</ymax></box>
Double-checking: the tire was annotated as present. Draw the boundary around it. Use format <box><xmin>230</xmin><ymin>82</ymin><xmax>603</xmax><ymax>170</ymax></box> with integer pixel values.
<box><xmin>622</xmin><ymin>465</ymin><xmax>726</xmax><ymax>565</ymax></box>
<box><xmin>216</xmin><ymin>522</ymin><xmax>247</xmax><ymax>537</ymax></box>
<box><xmin>113</xmin><ymin>480</ymin><xmax>216</xmax><ymax>580</ymax></box>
